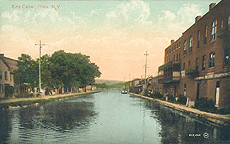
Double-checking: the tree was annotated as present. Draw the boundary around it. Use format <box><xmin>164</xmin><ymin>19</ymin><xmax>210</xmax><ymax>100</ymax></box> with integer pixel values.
<box><xmin>14</xmin><ymin>51</ymin><xmax>101</xmax><ymax>93</ymax></box>
<box><xmin>14</xmin><ymin>54</ymin><xmax>38</xmax><ymax>90</ymax></box>
<box><xmin>48</xmin><ymin>50</ymin><xmax>101</xmax><ymax>89</ymax></box>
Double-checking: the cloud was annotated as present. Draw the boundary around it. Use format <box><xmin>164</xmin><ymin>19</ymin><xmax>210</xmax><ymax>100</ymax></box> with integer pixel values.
<box><xmin>1</xmin><ymin>25</ymin><xmax>28</xmax><ymax>42</ymax></box>
<box><xmin>177</xmin><ymin>4</ymin><xmax>202</xmax><ymax>23</ymax></box>
<box><xmin>163</xmin><ymin>10</ymin><xmax>176</xmax><ymax>21</ymax></box>
<box><xmin>158</xmin><ymin>4</ymin><xmax>202</xmax><ymax>33</ymax></box>
<box><xmin>88</xmin><ymin>9</ymin><xmax>102</xmax><ymax>17</ymax></box>
<box><xmin>106</xmin><ymin>0</ymin><xmax>153</xmax><ymax>27</ymax></box>
<box><xmin>1</xmin><ymin>24</ymin><xmax>38</xmax><ymax>59</ymax></box>
<box><xmin>1</xmin><ymin>10</ymin><xmax>23</xmax><ymax>22</ymax></box>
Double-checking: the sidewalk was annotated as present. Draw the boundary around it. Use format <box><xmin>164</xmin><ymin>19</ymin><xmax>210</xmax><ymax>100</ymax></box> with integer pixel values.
<box><xmin>0</xmin><ymin>89</ymin><xmax>102</xmax><ymax>104</ymax></box>
<box><xmin>130</xmin><ymin>93</ymin><xmax>230</xmax><ymax>127</ymax></box>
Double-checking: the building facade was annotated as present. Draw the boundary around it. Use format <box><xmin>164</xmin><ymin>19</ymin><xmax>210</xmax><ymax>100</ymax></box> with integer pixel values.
<box><xmin>146</xmin><ymin>76</ymin><xmax>163</xmax><ymax>95</ymax></box>
<box><xmin>158</xmin><ymin>0</ymin><xmax>230</xmax><ymax>108</ymax></box>
<box><xmin>0</xmin><ymin>54</ymin><xmax>18</xmax><ymax>98</ymax></box>
<box><xmin>129</xmin><ymin>78</ymin><xmax>142</xmax><ymax>94</ymax></box>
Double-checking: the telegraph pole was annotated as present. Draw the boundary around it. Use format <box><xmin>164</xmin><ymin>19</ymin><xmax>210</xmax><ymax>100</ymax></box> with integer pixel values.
<box><xmin>144</xmin><ymin>51</ymin><xmax>149</xmax><ymax>93</ymax></box>
<box><xmin>35</xmin><ymin>41</ymin><xmax>45</xmax><ymax>92</ymax></box>
<box><xmin>144</xmin><ymin>51</ymin><xmax>149</xmax><ymax>84</ymax></box>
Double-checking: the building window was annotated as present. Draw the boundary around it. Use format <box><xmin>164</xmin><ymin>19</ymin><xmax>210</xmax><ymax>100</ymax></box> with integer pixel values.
<box><xmin>211</xmin><ymin>20</ymin><xmax>217</xmax><ymax>41</ymax></box>
<box><xmin>5</xmin><ymin>71</ymin><xmax>8</xmax><ymax>80</ymax></box>
<box><xmin>204</xmin><ymin>25</ymin><xmax>207</xmax><ymax>44</ymax></box>
<box><xmin>228</xmin><ymin>16</ymin><xmax>230</xmax><ymax>27</ymax></box>
<box><xmin>224</xmin><ymin>48</ymin><xmax>229</xmax><ymax>66</ymax></box>
<box><xmin>0</xmin><ymin>84</ymin><xmax>2</xmax><ymax>93</ymax></box>
<box><xmin>221</xmin><ymin>20</ymin><xmax>224</xmax><ymax>29</ymax></box>
<box><xmin>184</xmin><ymin>84</ymin><xmax>186</xmax><ymax>96</ymax></box>
<box><xmin>183</xmin><ymin>40</ymin><xmax>187</xmax><ymax>55</ymax></box>
<box><xmin>10</xmin><ymin>73</ymin><xmax>12</xmax><ymax>81</ymax></box>
<box><xmin>0</xmin><ymin>70</ymin><xmax>2</xmax><ymax>79</ymax></box>
<box><xmin>189</xmin><ymin>36</ymin><xmax>193</xmax><ymax>52</ymax></box>
<box><xmin>195</xmin><ymin>58</ymin><xmax>199</xmax><ymax>71</ymax></box>
<box><xmin>182</xmin><ymin>63</ymin><xmax>185</xmax><ymax>70</ymax></box>
<box><xmin>188</xmin><ymin>61</ymin><xmax>190</xmax><ymax>69</ymax></box>
<box><xmin>202</xmin><ymin>55</ymin><xmax>206</xmax><ymax>71</ymax></box>
<box><xmin>209</xmin><ymin>52</ymin><xmax>215</xmax><ymax>67</ymax></box>
<box><xmin>197</xmin><ymin>30</ymin><xmax>200</xmax><ymax>48</ymax></box>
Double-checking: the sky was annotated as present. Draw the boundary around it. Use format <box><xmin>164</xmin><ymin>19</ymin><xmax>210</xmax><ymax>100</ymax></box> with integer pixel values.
<box><xmin>0</xmin><ymin>0</ymin><xmax>220</xmax><ymax>81</ymax></box>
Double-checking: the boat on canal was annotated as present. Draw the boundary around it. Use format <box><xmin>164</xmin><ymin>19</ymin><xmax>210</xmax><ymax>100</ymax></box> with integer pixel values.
<box><xmin>121</xmin><ymin>90</ymin><xmax>127</xmax><ymax>94</ymax></box>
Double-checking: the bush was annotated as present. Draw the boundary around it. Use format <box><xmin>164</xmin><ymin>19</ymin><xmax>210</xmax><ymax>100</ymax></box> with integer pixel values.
<box><xmin>195</xmin><ymin>97</ymin><xmax>216</xmax><ymax>112</ymax></box>
<box><xmin>143</xmin><ymin>91</ymin><xmax>149</xmax><ymax>96</ymax></box>
<box><xmin>216</xmin><ymin>108</ymin><xmax>230</xmax><ymax>114</ymax></box>
<box><xmin>166</xmin><ymin>94</ymin><xmax>175</xmax><ymax>102</ymax></box>
<box><xmin>5</xmin><ymin>85</ymin><xmax>14</xmax><ymax>98</ymax></box>
<box><xmin>149</xmin><ymin>93</ymin><xmax>163</xmax><ymax>99</ymax></box>
<box><xmin>14</xmin><ymin>93</ymin><xmax>33</xmax><ymax>98</ymax></box>
<box><xmin>177</xmin><ymin>95</ymin><xmax>187</xmax><ymax>105</ymax></box>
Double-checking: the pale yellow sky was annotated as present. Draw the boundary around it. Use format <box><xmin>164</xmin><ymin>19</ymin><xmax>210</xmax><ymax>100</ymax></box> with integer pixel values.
<box><xmin>0</xmin><ymin>0</ymin><xmax>220</xmax><ymax>81</ymax></box>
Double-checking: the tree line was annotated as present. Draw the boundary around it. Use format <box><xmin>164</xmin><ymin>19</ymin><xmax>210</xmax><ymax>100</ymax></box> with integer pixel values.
<box><xmin>14</xmin><ymin>50</ymin><xmax>101</xmax><ymax>92</ymax></box>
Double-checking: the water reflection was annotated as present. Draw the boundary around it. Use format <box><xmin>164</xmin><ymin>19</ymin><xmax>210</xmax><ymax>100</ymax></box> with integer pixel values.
<box><xmin>18</xmin><ymin>100</ymin><xmax>97</xmax><ymax>132</ymax></box>
<box><xmin>0</xmin><ymin>92</ymin><xmax>230</xmax><ymax>144</ymax></box>
<box><xmin>0</xmin><ymin>110</ymin><xmax>12</xmax><ymax>143</ymax></box>
<box><xmin>145</xmin><ymin>100</ymin><xmax>230</xmax><ymax>144</ymax></box>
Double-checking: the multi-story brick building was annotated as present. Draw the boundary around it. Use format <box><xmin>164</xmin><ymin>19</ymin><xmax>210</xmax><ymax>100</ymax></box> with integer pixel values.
<box><xmin>158</xmin><ymin>0</ymin><xmax>230</xmax><ymax>108</ymax></box>
<box><xmin>0</xmin><ymin>54</ymin><xmax>17</xmax><ymax>98</ymax></box>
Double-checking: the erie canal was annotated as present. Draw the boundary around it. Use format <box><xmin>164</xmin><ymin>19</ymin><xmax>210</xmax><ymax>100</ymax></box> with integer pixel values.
<box><xmin>0</xmin><ymin>90</ymin><xmax>229</xmax><ymax>144</ymax></box>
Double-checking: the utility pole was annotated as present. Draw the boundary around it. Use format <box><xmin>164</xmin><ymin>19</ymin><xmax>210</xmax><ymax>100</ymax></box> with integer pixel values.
<box><xmin>35</xmin><ymin>40</ymin><xmax>45</xmax><ymax>92</ymax></box>
<box><xmin>144</xmin><ymin>51</ymin><xmax>149</xmax><ymax>93</ymax></box>
<box><xmin>144</xmin><ymin>51</ymin><xmax>149</xmax><ymax>84</ymax></box>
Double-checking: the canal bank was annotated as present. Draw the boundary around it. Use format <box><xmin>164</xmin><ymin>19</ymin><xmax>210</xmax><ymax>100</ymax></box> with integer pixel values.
<box><xmin>0</xmin><ymin>89</ymin><xmax>102</xmax><ymax>110</ymax></box>
<box><xmin>129</xmin><ymin>92</ymin><xmax>230</xmax><ymax>127</ymax></box>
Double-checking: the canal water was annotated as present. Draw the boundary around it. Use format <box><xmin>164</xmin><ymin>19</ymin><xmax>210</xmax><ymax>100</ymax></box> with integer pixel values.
<box><xmin>0</xmin><ymin>90</ymin><xmax>229</xmax><ymax>144</ymax></box>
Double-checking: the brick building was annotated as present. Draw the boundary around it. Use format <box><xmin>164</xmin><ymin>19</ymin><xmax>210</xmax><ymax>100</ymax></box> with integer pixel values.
<box><xmin>0</xmin><ymin>54</ymin><xmax>18</xmax><ymax>98</ymax></box>
<box><xmin>158</xmin><ymin>0</ymin><xmax>230</xmax><ymax>108</ymax></box>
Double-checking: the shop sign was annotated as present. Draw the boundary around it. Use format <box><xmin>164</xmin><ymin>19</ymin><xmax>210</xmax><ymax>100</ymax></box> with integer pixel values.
<box><xmin>205</xmin><ymin>72</ymin><xmax>214</xmax><ymax>78</ymax></box>
<box><xmin>214</xmin><ymin>72</ymin><xmax>230</xmax><ymax>78</ymax></box>
<box><xmin>195</xmin><ymin>76</ymin><xmax>204</xmax><ymax>80</ymax></box>
<box><xmin>195</xmin><ymin>72</ymin><xmax>230</xmax><ymax>80</ymax></box>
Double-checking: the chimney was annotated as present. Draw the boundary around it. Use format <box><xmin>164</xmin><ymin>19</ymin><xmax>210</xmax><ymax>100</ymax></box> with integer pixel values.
<box><xmin>209</xmin><ymin>3</ymin><xmax>216</xmax><ymax>11</ymax></box>
<box><xmin>171</xmin><ymin>40</ymin><xmax>174</xmax><ymax>44</ymax></box>
<box><xmin>0</xmin><ymin>54</ymin><xmax>4</xmax><ymax>58</ymax></box>
<box><xmin>195</xmin><ymin>16</ymin><xmax>201</xmax><ymax>22</ymax></box>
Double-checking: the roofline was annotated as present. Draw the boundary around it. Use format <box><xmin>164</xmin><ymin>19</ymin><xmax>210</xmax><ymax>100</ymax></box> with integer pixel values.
<box><xmin>182</xmin><ymin>0</ymin><xmax>222</xmax><ymax>35</ymax></box>
<box><xmin>165</xmin><ymin>0</ymin><xmax>223</xmax><ymax>50</ymax></box>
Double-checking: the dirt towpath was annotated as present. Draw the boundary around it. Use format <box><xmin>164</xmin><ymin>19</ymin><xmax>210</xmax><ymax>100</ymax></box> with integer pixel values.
<box><xmin>0</xmin><ymin>89</ymin><xmax>102</xmax><ymax>104</ymax></box>
<box><xmin>130</xmin><ymin>93</ymin><xmax>230</xmax><ymax>127</ymax></box>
